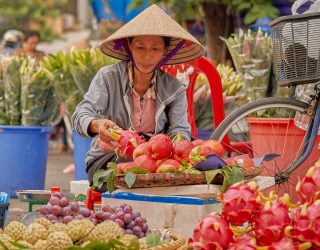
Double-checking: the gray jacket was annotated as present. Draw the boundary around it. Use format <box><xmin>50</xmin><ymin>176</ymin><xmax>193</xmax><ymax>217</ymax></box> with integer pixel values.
<box><xmin>72</xmin><ymin>61</ymin><xmax>191</xmax><ymax>164</ymax></box>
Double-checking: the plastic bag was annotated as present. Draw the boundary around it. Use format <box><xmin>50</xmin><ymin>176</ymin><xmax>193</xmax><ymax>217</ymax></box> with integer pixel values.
<box><xmin>292</xmin><ymin>0</ymin><xmax>320</xmax><ymax>15</ymax></box>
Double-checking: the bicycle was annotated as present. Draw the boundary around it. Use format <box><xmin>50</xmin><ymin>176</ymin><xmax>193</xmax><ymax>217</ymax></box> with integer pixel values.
<box><xmin>211</xmin><ymin>12</ymin><xmax>320</xmax><ymax>200</ymax></box>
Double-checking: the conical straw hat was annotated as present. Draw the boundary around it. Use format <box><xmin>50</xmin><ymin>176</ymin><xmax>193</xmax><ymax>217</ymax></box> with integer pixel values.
<box><xmin>100</xmin><ymin>4</ymin><xmax>204</xmax><ymax>65</ymax></box>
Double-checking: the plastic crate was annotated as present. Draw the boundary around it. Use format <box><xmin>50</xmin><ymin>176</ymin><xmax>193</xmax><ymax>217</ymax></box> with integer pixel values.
<box><xmin>0</xmin><ymin>203</ymin><xmax>9</xmax><ymax>229</ymax></box>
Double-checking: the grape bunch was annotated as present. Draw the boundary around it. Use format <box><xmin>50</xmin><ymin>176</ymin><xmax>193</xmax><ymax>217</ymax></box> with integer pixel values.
<box><xmin>99</xmin><ymin>203</ymin><xmax>150</xmax><ymax>238</ymax></box>
<box><xmin>38</xmin><ymin>192</ymin><xmax>149</xmax><ymax>238</ymax></box>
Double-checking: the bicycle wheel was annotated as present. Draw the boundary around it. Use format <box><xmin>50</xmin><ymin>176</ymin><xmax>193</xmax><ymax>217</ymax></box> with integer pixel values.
<box><xmin>211</xmin><ymin>97</ymin><xmax>319</xmax><ymax>201</ymax></box>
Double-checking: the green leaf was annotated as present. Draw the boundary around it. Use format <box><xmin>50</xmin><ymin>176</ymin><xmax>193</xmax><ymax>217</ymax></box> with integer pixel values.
<box><xmin>125</xmin><ymin>167</ymin><xmax>148</xmax><ymax>174</ymax></box>
<box><xmin>66</xmin><ymin>246</ymin><xmax>88</xmax><ymax>250</ymax></box>
<box><xmin>92</xmin><ymin>168</ymin><xmax>114</xmax><ymax>190</ymax></box>
<box><xmin>146</xmin><ymin>232</ymin><xmax>162</xmax><ymax>248</ymax></box>
<box><xmin>125</xmin><ymin>172</ymin><xmax>137</xmax><ymax>188</ymax></box>
<box><xmin>107</xmin><ymin>170</ymin><xmax>116</xmax><ymax>194</ymax></box>
<box><xmin>205</xmin><ymin>169</ymin><xmax>221</xmax><ymax>186</ymax></box>
<box><xmin>229</xmin><ymin>166</ymin><xmax>244</xmax><ymax>185</ymax></box>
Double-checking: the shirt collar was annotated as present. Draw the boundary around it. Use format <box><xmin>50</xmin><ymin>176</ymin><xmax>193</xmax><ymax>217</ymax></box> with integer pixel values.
<box><xmin>127</xmin><ymin>61</ymin><xmax>157</xmax><ymax>99</ymax></box>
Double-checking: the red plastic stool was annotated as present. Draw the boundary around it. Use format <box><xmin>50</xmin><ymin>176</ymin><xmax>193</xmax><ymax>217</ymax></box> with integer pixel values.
<box><xmin>85</xmin><ymin>189</ymin><xmax>102</xmax><ymax>210</ymax></box>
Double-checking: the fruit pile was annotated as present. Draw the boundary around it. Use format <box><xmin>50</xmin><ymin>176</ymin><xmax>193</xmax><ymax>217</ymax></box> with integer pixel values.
<box><xmin>38</xmin><ymin>192</ymin><xmax>149</xmax><ymax>238</ymax></box>
<box><xmin>188</xmin><ymin>160</ymin><xmax>320</xmax><ymax>249</ymax></box>
<box><xmin>0</xmin><ymin>218</ymin><xmax>140</xmax><ymax>249</ymax></box>
<box><xmin>106</xmin><ymin>131</ymin><xmax>255</xmax><ymax>174</ymax></box>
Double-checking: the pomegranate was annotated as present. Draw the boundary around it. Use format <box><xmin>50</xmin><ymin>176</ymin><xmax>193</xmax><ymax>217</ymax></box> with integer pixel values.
<box><xmin>189</xmin><ymin>212</ymin><xmax>233</xmax><ymax>250</ymax></box>
<box><xmin>156</xmin><ymin>159</ymin><xmax>181</xmax><ymax>173</ymax></box>
<box><xmin>191</xmin><ymin>139</ymin><xmax>205</xmax><ymax>147</ymax></box>
<box><xmin>147</xmin><ymin>134</ymin><xmax>173</xmax><ymax>160</ymax></box>
<box><xmin>232</xmin><ymin>155</ymin><xmax>255</xmax><ymax>169</ymax></box>
<box><xmin>133</xmin><ymin>155</ymin><xmax>157</xmax><ymax>173</ymax></box>
<box><xmin>173</xmin><ymin>140</ymin><xmax>194</xmax><ymax>162</ymax></box>
<box><xmin>220</xmin><ymin>181</ymin><xmax>262</xmax><ymax>226</ymax></box>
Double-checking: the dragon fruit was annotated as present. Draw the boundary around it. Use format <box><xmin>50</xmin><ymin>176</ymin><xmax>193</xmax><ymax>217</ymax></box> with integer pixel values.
<box><xmin>109</xmin><ymin>129</ymin><xmax>144</xmax><ymax>159</ymax></box>
<box><xmin>296</xmin><ymin>165</ymin><xmax>320</xmax><ymax>203</ymax></box>
<box><xmin>189</xmin><ymin>212</ymin><xmax>233</xmax><ymax>250</ymax></box>
<box><xmin>292</xmin><ymin>200</ymin><xmax>320</xmax><ymax>249</ymax></box>
<box><xmin>254</xmin><ymin>198</ymin><xmax>291</xmax><ymax>246</ymax></box>
<box><xmin>220</xmin><ymin>181</ymin><xmax>262</xmax><ymax>226</ymax></box>
<box><xmin>228</xmin><ymin>235</ymin><xmax>257</xmax><ymax>250</ymax></box>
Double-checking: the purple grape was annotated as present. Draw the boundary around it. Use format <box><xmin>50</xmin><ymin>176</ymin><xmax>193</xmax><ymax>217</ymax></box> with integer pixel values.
<box><xmin>132</xmin><ymin>226</ymin><xmax>142</xmax><ymax>237</ymax></box>
<box><xmin>102</xmin><ymin>205</ymin><xmax>113</xmax><ymax>213</ymax></box>
<box><xmin>52</xmin><ymin>205</ymin><xmax>63</xmax><ymax>216</ymax></box>
<box><xmin>142</xmin><ymin>223</ymin><xmax>149</xmax><ymax>233</ymax></box>
<box><xmin>60</xmin><ymin>197</ymin><xmax>69</xmax><ymax>207</ymax></box>
<box><xmin>75</xmin><ymin>214</ymin><xmax>84</xmax><ymax>220</ymax></box>
<box><xmin>123</xmin><ymin>213</ymin><xmax>132</xmax><ymax>224</ymax></box>
<box><xmin>102</xmin><ymin>212</ymin><xmax>112</xmax><ymax>221</ymax></box>
<box><xmin>63</xmin><ymin>206</ymin><xmax>73</xmax><ymax>216</ymax></box>
<box><xmin>47</xmin><ymin>214</ymin><xmax>57</xmax><ymax>221</ymax></box>
<box><xmin>63</xmin><ymin>215</ymin><xmax>73</xmax><ymax>224</ymax></box>
<box><xmin>119</xmin><ymin>203</ymin><xmax>127</xmax><ymax>209</ymax></box>
<box><xmin>134</xmin><ymin>217</ymin><xmax>144</xmax><ymax>227</ymax></box>
<box><xmin>115</xmin><ymin>218</ymin><xmax>124</xmax><ymax>228</ymax></box>
<box><xmin>52</xmin><ymin>192</ymin><xmax>64</xmax><ymax>199</ymax></box>
<box><xmin>39</xmin><ymin>206</ymin><xmax>48</xmax><ymax>215</ymax></box>
<box><xmin>79</xmin><ymin>207</ymin><xmax>91</xmax><ymax>217</ymax></box>
<box><xmin>123</xmin><ymin>205</ymin><xmax>133</xmax><ymax>214</ymax></box>
<box><xmin>132</xmin><ymin>211</ymin><xmax>141</xmax><ymax>220</ymax></box>
<box><xmin>91</xmin><ymin>218</ymin><xmax>98</xmax><ymax>225</ymax></box>
<box><xmin>139</xmin><ymin>232</ymin><xmax>145</xmax><ymax>238</ymax></box>
<box><xmin>49</xmin><ymin>197</ymin><xmax>60</xmax><ymax>206</ymax></box>
<box><xmin>126</xmin><ymin>221</ymin><xmax>136</xmax><ymax>230</ymax></box>
<box><xmin>95</xmin><ymin>210</ymin><xmax>103</xmax><ymax>221</ymax></box>
<box><xmin>125</xmin><ymin>229</ymin><xmax>133</xmax><ymax>234</ymax></box>
<box><xmin>116</xmin><ymin>211</ymin><xmax>125</xmax><ymax>220</ymax></box>
<box><xmin>69</xmin><ymin>202</ymin><xmax>80</xmax><ymax>212</ymax></box>
<box><xmin>46</xmin><ymin>204</ymin><xmax>53</xmax><ymax>213</ymax></box>
<box><xmin>115</xmin><ymin>207</ymin><xmax>123</xmax><ymax>213</ymax></box>
<box><xmin>109</xmin><ymin>214</ymin><xmax>117</xmax><ymax>221</ymax></box>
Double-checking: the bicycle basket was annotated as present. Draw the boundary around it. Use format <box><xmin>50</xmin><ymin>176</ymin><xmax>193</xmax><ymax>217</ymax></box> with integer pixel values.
<box><xmin>270</xmin><ymin>12</ymin><xmax>320</xmax><ymax>86</ymax></box>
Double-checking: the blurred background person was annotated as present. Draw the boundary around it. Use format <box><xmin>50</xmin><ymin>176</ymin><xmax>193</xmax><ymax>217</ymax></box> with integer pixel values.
<box><xmin>0</xmin><ymin>29</ymin><xmax>24</xmax><ymax>56</ymax></box>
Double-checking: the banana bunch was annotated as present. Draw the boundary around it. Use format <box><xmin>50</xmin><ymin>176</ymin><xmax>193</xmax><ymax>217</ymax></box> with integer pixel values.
<box><xmin>216</xmin><ymin>64</ymin><xmax>244</xmax><ymax>96</ymax></box>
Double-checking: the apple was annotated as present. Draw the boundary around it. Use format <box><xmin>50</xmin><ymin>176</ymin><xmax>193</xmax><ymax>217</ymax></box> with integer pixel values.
<box><xmin>156</xmin><ymin>159</ymin><xmax>181</xmax><ymax>173</ymax></box>
<box><xmin>147</xmin><ymin>134</ymin><xmax>173</xmax><ymax>160</ymax></box>
<box><xmin>133</xmin><ymin>155</ymin><xmax>157</xmax><ymax>173</ymax></box>
<box><xmin>232</xmin><ymin>155</ymin><xmax>255</xmax><ymax>169</ymax></box>
<box><xmin>173</xmin><ymin>140</ymin><xmax>194</xmax><ymax>162</ymax></box>
<box><xmin>202</xmin><ymin>140</ymin><xmax>225</xmax><ymax>157</ymax></box>
<box><xmin>132</xmin><ymin>142</ymin><xmax>149</xmax><ymax>159</ymax></box>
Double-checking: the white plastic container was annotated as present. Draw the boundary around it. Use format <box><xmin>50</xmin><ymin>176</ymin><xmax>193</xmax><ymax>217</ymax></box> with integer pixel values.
<box><xmin>102</xmin><ymin>191</ymin><xmax>221</xmax><ymax>238</ymax></box>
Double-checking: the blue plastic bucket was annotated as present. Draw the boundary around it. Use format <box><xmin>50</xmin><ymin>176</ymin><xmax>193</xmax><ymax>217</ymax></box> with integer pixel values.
<box><xmin>0</xmin><ymin>126</ymin><xmax>51</xmax><ymax>197</ymax></box>
<box><xmin>73</xmin><ymin>131</ymin><xmax>92</xmax><ymax>180</ymax></box>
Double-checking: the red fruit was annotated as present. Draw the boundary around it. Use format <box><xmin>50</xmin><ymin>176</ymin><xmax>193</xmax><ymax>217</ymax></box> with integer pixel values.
<box><xmin>202</xmin><ymin>140</ymin><xmax>225</xmax><ymax>157</ymax></box>
<box><xmin>133</xmin><ymin>155</ymin><xmax>157</xmax><ymax>173</ymax></box>
<box><xmin>292</xmin><ymin>200</ymin><xmax>320</xmax><ymax>248</ymax></box>
<box><xmin>117</xmin><ymin>162</ymin><xmax>136</xmax><ymax>174</ymax></box>
<box><xmin>296</xmin><ymin>165</ymin><xmax>320</xmax><ymax>203</ymax></box>
<box><xmin>228</xmin><ymin>235</ymin><xmax>257</xmax><ymax>250</ymax></box>
<box><xmin>173</xmin><ymin>140</ymin><xmax>194</xmax><ymax>162</ymax></box>
<box><xmin>220</xmin><ymin>181</ymin><xmax>262</xmax><ymax>226</ymax></box>
<box><xmin>156</xmin><ymin>159</ymin><xmax>181</xmax><ymax>173</ymax></box>
<box><xmin>254</xmin><ymin>199</ymin><xmax>291</xmax><ymax>246</ymax></box>
<box><xmin>270</xmin><ymin>237</ymin><xmax>297</xmax><ymax>250</ymax></box>
<box><xmin>189</xmin><ymin>145</ymin><xmax>214</xmax><ymax>164</ymax></box>
<box><xmin>223</xmin><ymin>158</ymin><xmax>237</xmax><ymax>166</ymax></box>
<box><xmin>155</xmin><ymin>157</ymin><xmax>170</xmax><ymax>167</ymax></box>
<box><xmin>147</xmin><ymin>134</ymin><xmax>173</xmax><ymax>160</ymax></box>
<box><xmin>189</xmin><ymin>212</ymin><xmax>233</xmax><ymax>250</ymax></box>
<box><xmin>191</xmin><ymin>139</ymin><xmax>204</xmax><ymax>147</ymax></box>
<box><xmin>232</xmin><ymin>155</ymin><xmax>255</xmax><ymax>169</ymax></box>
<box><xmin>110</xmin><ymin>129</ymin><xmax>145</xmax><ymax>159</ymax></box>
<box><xmin>132</xmin><ymin>142</ymin><xmax>149</xmax><ymax>159</ymax></box>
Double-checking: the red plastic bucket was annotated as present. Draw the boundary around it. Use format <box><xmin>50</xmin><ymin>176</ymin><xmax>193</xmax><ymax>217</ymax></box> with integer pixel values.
<box><xmin>247</xmin><ymin>117</ymin><xmax>320</xmax><ymax>200</ymax></box>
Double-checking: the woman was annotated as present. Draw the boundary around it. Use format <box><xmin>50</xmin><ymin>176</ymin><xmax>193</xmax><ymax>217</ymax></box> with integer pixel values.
<box><xmin>72</xmin><ymin>4</ymin><xmax>204</xmax><ymax>186</ymax></box>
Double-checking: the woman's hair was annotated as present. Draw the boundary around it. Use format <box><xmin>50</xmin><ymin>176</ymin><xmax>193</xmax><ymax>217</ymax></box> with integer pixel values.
<box><xmin>23</xmin><ymin>30</ymin><xmax>41</xmax><ymax>42</ymax></box>
<box><xmin>128</xmin><ymin>36</ymin><xmax>171</xmax><ymax>48</ymax></box>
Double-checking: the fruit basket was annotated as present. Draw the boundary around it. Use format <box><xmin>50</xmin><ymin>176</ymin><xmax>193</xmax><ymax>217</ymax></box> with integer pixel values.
<box><xmin>115</xmin><ymin>165</ymin><xmax>264</xmax><ymax>189</ymax></box>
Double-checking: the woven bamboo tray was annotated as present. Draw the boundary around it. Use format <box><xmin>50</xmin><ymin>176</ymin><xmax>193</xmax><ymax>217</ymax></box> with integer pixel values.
<box><xmin>141</xmin><ymin>232</ymin><xmax>186</xmax><ymax>250</ymax></box>
<box><xmin>115</xmin><ymin>166</ymin><xmax>264</xmax><ymax>189</ymax></box>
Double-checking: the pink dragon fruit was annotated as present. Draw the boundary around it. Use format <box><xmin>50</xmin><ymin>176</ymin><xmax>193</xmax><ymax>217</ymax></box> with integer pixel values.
<box><xmin>254</xmin><ymin>198</ymin><xmax>291</xmax><ymax>246</ymax></box>
<box><xmin>189</xmin><ymin>212</ymin><xmax>233</xmax><ymax>250</ymax></box>
<box><xmin>296</xmin><ymin>165</ymin><xmax>320</xmax><ymax>203</ymax></box>
<box><xmin>228</xmin><ymin>235</ymin><xmax>257</xmax><ymax>250</ymax></box>
<box><xmin>219</xmin><ymin>181</ymin><xmax>262</xmax><ymax>226</ymax></box>
<box><xmin>109</xmin><ymin>129</ymin><xmax>144</xmax><ymax>159</ymax></box>
<box><xmin>292</xmin><ymin>200</ymin><xmax>320</xmax><ymax>249</ymax></box>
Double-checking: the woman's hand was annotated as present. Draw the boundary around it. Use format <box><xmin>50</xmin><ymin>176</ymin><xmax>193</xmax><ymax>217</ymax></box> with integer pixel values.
<box><xmin>89</xmin><ymin>119</ymin><xmax>120</xmax><ymax>151</ymax></box>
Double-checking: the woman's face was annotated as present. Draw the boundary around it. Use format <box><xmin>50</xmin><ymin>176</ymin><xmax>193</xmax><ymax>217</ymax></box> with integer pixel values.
<box><xmin>129</xmin><ymin>35</ymin><xmax>166</xmax><ymax>73</ymax></box>
<box><xmin>23</xmin><ymin>35</ymin><xmax>40</xmax><ymax>53</ymax></box>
